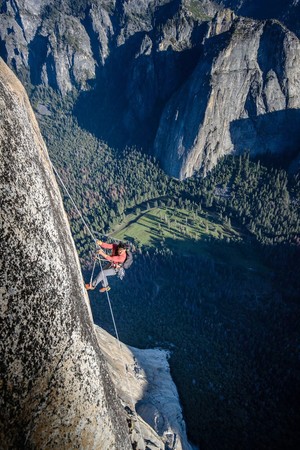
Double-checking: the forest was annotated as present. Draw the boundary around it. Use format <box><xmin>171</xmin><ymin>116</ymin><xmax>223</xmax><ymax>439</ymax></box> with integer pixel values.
<box><xmin>35</xmin><ymin>91</ymin><xmax>300</xmax><ymax>450</ymax></box>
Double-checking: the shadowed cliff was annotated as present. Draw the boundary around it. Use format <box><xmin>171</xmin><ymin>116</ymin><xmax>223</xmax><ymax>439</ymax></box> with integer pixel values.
<box><xmin>230</xmin><ymin>109</ymin><xmax>300</xmax><ymax>162</ymax></box>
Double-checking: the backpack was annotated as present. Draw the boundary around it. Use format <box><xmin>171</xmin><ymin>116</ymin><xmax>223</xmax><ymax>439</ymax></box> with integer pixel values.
<box><xmin>123</xmin><ymin>249</ymin><xmax>133</xmax><ymax>269</ymax></box>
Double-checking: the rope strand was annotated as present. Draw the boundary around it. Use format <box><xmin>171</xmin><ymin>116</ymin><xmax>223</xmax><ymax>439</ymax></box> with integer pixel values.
<box><xmin>89</xmin><ymin>249</ymin><xmax>146</xmax><ymax>448</ymax></box>
<box><xmin>89</xmin><ymin>257</ymin><xmax>97</xmax><ymax>286</ymax></box>
<box><xmin>51</xmin><ymin>162</ymin><xmax>97</xmax><ymax>242</ymax></box>
<box><xmin>98</xmin><ymin>257</ymin><xmax>146</xmax><ymax>449</ymax></box>
<box><xmin>52</xmin><ymin>161</ymin><xmax>145</xmax><ymax>449</ymax></box>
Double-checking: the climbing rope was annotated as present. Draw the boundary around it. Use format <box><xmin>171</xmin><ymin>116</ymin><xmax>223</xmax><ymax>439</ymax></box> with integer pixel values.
<box><xmin>51</xmin><ymin>161</ymin><xmax>145</xmax><ymax>449</ymax></box>
<box><xmin>89</xmin><ymin>257</ymin><xmax>97</xmax><ymax>287</ymax></box>
<box><xmin>100</xmin><ymin>258</ymin><xmax>146</xmax><ymax>449</ymax></box>
<box><xmin>51</xmin><ymin>163</ymin><xmax>97</xmax><ymax>243</ymax></box>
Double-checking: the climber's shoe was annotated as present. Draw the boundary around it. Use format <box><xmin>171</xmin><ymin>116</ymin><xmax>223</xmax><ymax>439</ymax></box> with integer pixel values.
<box><xmin>85</xmin><ymin>283</ymin><xmax>95</xmax><ymax>290</ymax></box>
<box><xmin>100</xmin><ymin>286</ymin><xmax>111</xmax><ymax>293</ymax></box>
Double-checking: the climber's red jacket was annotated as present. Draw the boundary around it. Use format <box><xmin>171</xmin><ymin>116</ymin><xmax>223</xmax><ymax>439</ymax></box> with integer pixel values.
<box><xmin>100</xmin><ymin>242</ymin><xmax>127</xmax><ymax>265</ymax></box>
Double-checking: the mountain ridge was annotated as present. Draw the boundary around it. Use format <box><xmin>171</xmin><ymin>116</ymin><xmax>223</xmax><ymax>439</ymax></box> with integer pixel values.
<box><xmin>1</xmin><ymin>0</ymin><xmax>299</xmax><ymax>178</ymax></box>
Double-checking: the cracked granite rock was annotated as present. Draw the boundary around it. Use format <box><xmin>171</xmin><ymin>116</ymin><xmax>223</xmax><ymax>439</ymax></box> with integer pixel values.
<box><xmin>0</xmin><ymin>57</ymin><xmax>132</xmax><ymax>449</ymax></box>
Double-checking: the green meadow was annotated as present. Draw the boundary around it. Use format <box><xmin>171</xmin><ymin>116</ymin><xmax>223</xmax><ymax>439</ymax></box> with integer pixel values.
<box><xmin>111</xmin><ymin>206</ymin><xmax>268</xmax><ymax>273</ymax></box>
<box><xmin>112</xmin><ymin>206</ymin><xmax>238</xmax><ymax>245</ymax></box>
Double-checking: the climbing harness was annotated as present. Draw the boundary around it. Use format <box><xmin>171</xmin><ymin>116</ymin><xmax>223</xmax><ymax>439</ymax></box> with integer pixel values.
<box><xmin>51</xmin><ymin>161</ymin><xmax>145</xmax><ymax>449</ymax></box>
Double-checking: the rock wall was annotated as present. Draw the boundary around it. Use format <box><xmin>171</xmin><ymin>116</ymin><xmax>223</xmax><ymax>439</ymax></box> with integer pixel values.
<box><xmin>0</xmin><ymin>57</ymin><xmax>132</xmax><ymax>449</ymax></box>
<box><xmin>214</xmin><ymin>0</ymin><xmax>300</xmax><ymax>37</ymax></box>
<box><xmin>0</xmin><ymin>0</ymin><xmax>97</xmax><ymax>94</ymax></box>
<box><xmin>154</xmin><ymin>10</ymin><xmax>300</xmax><ymax>178</ymax></box>
<box><xmin>0</xmin><ymin>0</ymin><xmax>215</xmax><ymax>144</ymax></box>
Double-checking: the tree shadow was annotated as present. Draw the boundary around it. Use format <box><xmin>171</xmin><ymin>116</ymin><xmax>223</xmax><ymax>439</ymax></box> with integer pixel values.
<box><xmin>88</xmin><ymin>234</ymin><xmax>300</xmax><ymax>449</ymax></box>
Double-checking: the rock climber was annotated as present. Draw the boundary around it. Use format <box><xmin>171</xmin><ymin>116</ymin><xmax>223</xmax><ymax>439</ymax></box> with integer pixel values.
<box><xmin>85</xmin><ymin>240</ymin><xmax>127</xmax><ymax>293</ymax></box>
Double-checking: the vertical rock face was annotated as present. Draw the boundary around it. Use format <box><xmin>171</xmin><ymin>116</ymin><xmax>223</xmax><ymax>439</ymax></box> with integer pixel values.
<box><xmin>154</xmin><ymin>10</ymin><xmax>300</xmax><ymax>178</ymax></box>
<box><xmin>0</xmin><ymin>58</ymin><xmax>132</xmax><ymax>449</ymax></box>
<box><xmin>0</xmin><ymin>57</ymin><xmax>188</xmax><ymax>450</ymax></box>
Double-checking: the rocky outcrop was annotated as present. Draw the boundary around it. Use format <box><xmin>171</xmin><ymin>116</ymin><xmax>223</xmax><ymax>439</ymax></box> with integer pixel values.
<box><xmin>0</xmin><ymin>0</ymin><xmax>208</xmax><ymax>95</ymax></box>
<box><xmin>154</xmin><ymin>10</ymin><xmax>300</xmax><ymax>178</ymax></box>
<box><xmin>95</xmin><ymin>326</ymin><xmax>193</xmax><ymax>450</ymax></box>
<box><xmin>0</xmin><ymin>57</ymin><xmax>132</xmax><ymax>449</ymax></box>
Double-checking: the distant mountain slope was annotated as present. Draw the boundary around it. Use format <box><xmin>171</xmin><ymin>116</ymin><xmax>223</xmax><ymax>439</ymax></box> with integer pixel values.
<box><xmin>0</xmin><ymin>0</ymin><xmax>299</xmax><ymax>178</ymax></box>
<box><xmin>154</xmin><ymin>10</ymin><xmax>300</xmax><ymax>178</ymax></box>
<box><xmin>215</xmin><ymin>0</ymin><xmax>300</xmax><ymax>37</ymax></box>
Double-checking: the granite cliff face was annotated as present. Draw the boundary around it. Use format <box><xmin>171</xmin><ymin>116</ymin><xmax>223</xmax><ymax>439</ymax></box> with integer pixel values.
<box><xmin>0</xmin><ymin>59</ymin><xmax>191</xmax><ymax>449</ymax></box>
<box><xmin>154</xmin><ymin>10</ymin><xmax>300</xmax><ymax>178</ymax></box>
<box><xmin>0</xmin><ymin>0</ymin><xmax>97</xmax><ymax>94</ymax></box>
<box><xmin>0</xmin><ymin>57</ymin><xmax>132</xmax><ymax>449</ymax></box>
<box><xmin>1</xmin><ymin>0</ymin><xmax>299</xmax><ymax>179</ymax></box>
<box><xmin>0</xmin><ymin>0</ymin><xmax>212</xmax><ymax>95</ymax></box>
<box><xmin>0</xmin><ymin>0</ymin><xmax>218</xmax><ymax>145</ymax></box>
